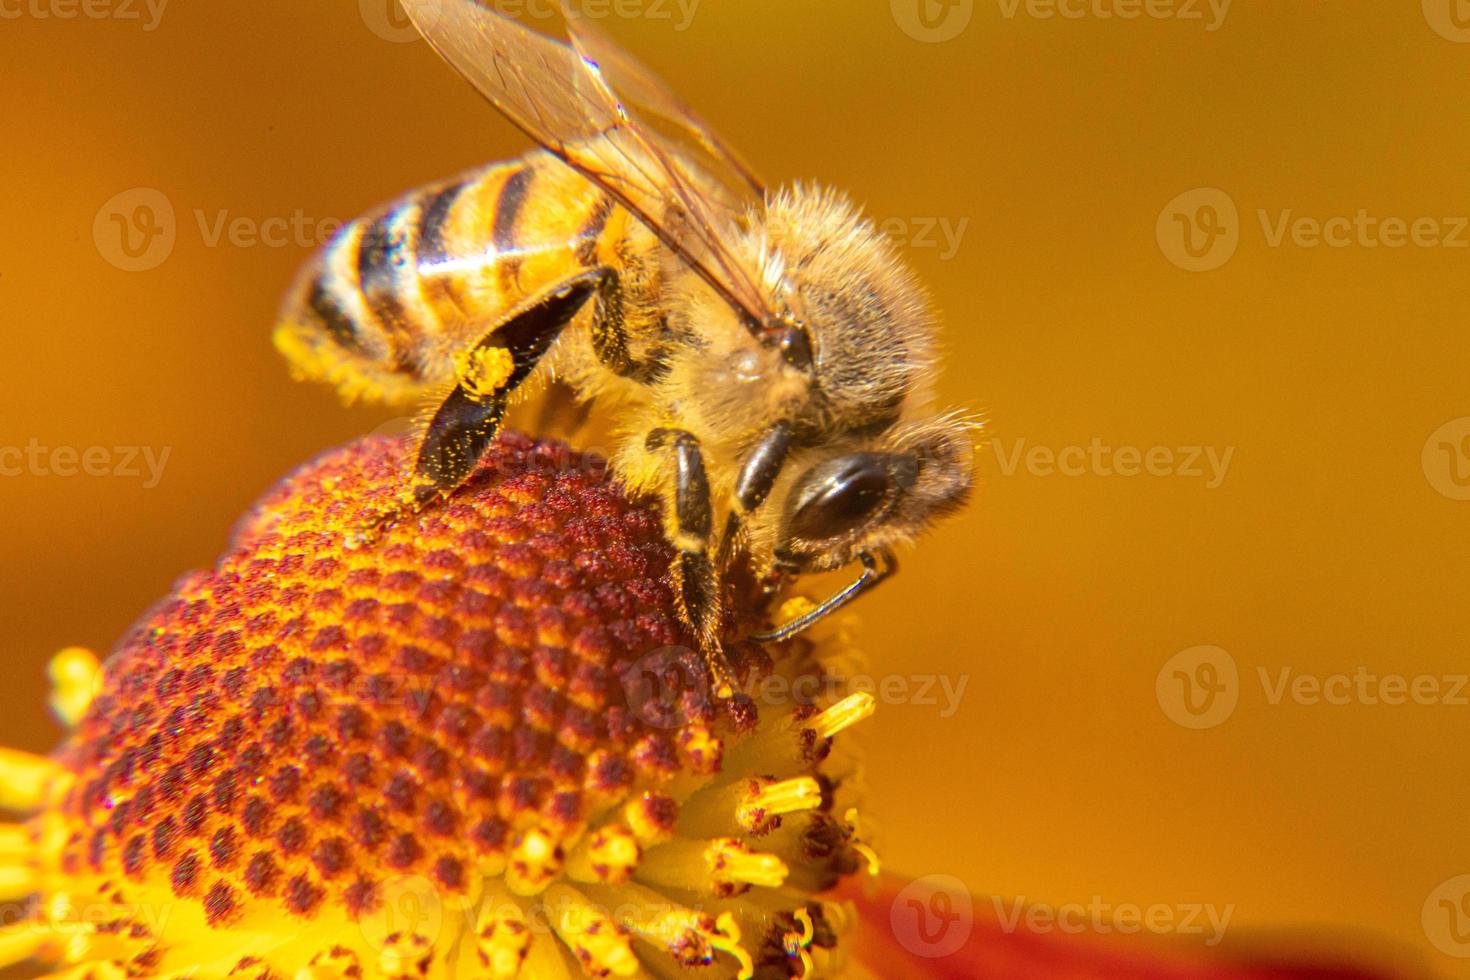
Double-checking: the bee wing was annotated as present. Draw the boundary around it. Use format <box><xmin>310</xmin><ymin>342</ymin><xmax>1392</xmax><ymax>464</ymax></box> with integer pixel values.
<box><xmin>401</xmin><ymin>0</ymin><xmax>775</xmax><ymax>328</ymax></box>
<box><xmin>560</xmin><ymin>11</ymin><xmax>763</xmax><ymax>201</ymax></box>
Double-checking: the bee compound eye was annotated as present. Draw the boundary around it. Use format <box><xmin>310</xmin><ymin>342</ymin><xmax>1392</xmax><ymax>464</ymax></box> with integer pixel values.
<box><xmin>788</xmin><ymin>453</ymin><xmax>893</xmax><ymax>542</ymax></box>
<box><xmin>777</xmin><ymin>323</ymin><xmax>814</xmax><ymax>371</ymax></box>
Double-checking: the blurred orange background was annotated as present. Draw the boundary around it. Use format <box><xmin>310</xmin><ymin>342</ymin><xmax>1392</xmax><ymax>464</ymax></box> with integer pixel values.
<box><xmin>2</xmin><ymin>1</ymin><xmax>1467</xmax><ymax>975</ymax></box>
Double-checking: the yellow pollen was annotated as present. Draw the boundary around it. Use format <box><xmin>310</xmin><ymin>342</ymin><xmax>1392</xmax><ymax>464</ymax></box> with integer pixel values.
<box><xmin>47</xmin><ymin>647</ymin><xmax>100</xmax><ymax>728</ymax></box>
<box><xmin>623</xmin><ymin>795</ymin><xmax>675</xmax><ymax>845</ymax></box>
<box><xmin>476</xmin><ymin>901</ymin><xmax>532</xmax><ymax>979</ymax></box>
<box><xmin>643</xmin><ymin>908</ymin><xmax>715</xmax><ymax>963</ymax></box>
<box><xmin>545</xmin><ymin>886</ymin><xmax>638</xmax><ymax>977</ymax></box>
<box><xmin>378</xmin><ymin>934</ymin><xmax>434</xmax><ymax>980</ymax></box>
<box><xmin>777</xmin><ymin>595</ymin><xmax>819</xmax><ymax>624</ymax></box>
<box><xmin>807</xmin><ymin>692</ymin><xmax>876</xmax><ymax>739</ymax></box>
<box><xmin>737</xmin><ymin>777</ymin><xmax>823</xmax><ymax>831</ymax></box>
<box><xmin>708</xmin><ymin>839</ymin><xmax>789</xmax><ymax>889</ymax></box>
<box><xmin>586</xmin><ymin>826</ymin><xmax>639</xmax><ymax>884</ymax></box>
<box><xmin>506</xmin><ymin>828</ymin><xmax>562</xmax><ymax>896</ymax></box>
<box><xmin>457</xmin><ymin>346</ymin><xmax>516</xmax><ymax>398</ymax></box>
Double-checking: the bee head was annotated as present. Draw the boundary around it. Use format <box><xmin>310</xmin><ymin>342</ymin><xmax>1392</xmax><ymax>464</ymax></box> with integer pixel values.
<box><xmin>771</xmin><ymin>415</ymin><xmax>975</xmax><ymax>574</ymax></box>
<box><xmin>745</xmin><ymin>184</ymin><xmax>938</xmax><ymax>432</ymax></box>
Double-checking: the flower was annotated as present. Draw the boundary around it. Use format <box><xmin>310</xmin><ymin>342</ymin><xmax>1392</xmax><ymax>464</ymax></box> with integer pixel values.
<box><xmin>0</xmin><ymin>433</ymin><xmax>878</xmax><ymax>979</ymax></box>
<box><xmin>0</xmin><ymin>432</ymin><xmax>1418</xmax><ymax>980</ymax></box>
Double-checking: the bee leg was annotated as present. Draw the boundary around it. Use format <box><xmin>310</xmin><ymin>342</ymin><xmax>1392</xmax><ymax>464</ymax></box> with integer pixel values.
<box><xmin>715</xmin><ymin>421</ymin><xmax>793</xmax><ymax>574</ymax></box>
<box><xmin>645</xmin><ymin>427</ymin><xmax>737</xmax><ymax>698</ymax></box>
<box><xmin>588</xmin><ymin>269</ymin><xmax>666</xmax><ymax>384</ymax></box>
<box><xmin>411</xmin><ymin>268</ymin><xmax>612</xmax><ymax>506</ymax></box>
<box><xmin>749</xmin><ymin>549</ymin><xmax>899</xmax><ymax>644</ymax></box>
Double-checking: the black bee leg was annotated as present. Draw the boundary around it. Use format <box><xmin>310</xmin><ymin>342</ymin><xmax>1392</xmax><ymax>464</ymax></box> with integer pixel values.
<box><xmin>409</xmin><ymin>268</ymin><xmax>612</xmax><ymax>507</ymax></box>
<box><xmin>645</xmin><ymin>427</ymin><xmax>737</xmax><ymax>698</ymax></box>
<box><xmin>715</xmin><ymin>421</ymin><xmax>793</xmax><ymax>575</ymax></box>
<box><xmin>749</xmin><ymin>549</ymin><xmax>899</xmax><ymax>644</ymax></box>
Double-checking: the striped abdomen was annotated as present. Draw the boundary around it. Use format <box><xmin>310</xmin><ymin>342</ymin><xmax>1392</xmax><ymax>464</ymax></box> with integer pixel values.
<box><xmin>274</xmin><ymin>150</ymin><xmax>626</xmax><ymax>406</ymax></box>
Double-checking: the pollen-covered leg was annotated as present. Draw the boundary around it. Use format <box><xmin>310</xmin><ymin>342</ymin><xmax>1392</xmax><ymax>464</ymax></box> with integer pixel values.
<box><xmin>412</xmin><ymin>269</ymin><xmax>611</xmax><ymax>506</ymax></box>
<box><xmin>645</xmin><ymin>427</ymin><xmax>737</xmax><ymax>697</ymax></box>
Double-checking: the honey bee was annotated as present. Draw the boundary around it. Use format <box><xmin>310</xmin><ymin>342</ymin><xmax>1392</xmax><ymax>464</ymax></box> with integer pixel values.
<box><xmin>274</xmin><ymin>0</ymin><xmax>974</xmax><ymax>693</ymax></box>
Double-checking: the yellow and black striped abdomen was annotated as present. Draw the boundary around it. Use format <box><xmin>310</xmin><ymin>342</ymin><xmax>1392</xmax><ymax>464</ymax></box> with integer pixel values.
<box><xmin>274</xmin><ymin>150</ymin><xmax>621</xmax><ymax>406</ymax></box>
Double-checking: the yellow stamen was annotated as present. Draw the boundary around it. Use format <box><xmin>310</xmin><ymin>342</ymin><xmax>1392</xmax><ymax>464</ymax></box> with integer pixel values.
<box><xmin>0</xmin><ymin>748</ymin><xmax>60</xmax><ymax>811</ymax></box>
<box><xmin>474</xmin><ymin>888</ymin><xmax>532</xmax><ymax>979</ymax></box>
<box><xmin>0</xmin><ymin>865</ymin><xmax>37</xmax><ymax>902</ymax></box>
<box><xmin>736</xmin><ymin>777</ymin><xmax>822</xmax><ymax>831</ymax></box>
<box><xmin>852</xmin><ymin>841</ymin><xmax>882</xmax><ymax>877</ymax></box>
<box><xmin>843</xmin><ymin>807</ymin><xmax>883</xmax><ymax>876</ymax></box>
<box><xmin>710</xmin><ymin>913</ymin><xmax>755</xmax><ymax>980</ymax></box>
<box><xmin>807</xmin><ymin>692</ymin><xmax>876</xmax><ymax>739</ymax></box>
<box><xmin>506</xmin><ymin>827</ymin><xmax>562</xmax><ymax>896</ymax></box>
<box><xmin>0</xmin><ymin>923</ymin><xmax>46</xmax><ymax>970</ymax></box>
<box><xmin>543</xmin><ymin>885</ymin><xmax>638</xmax><ymax>977</ymax></box>
<box><xmin>783</xmin><ymin>907</ymin><xmax>816</xmax><ymax>978</ymax></box>
<box><xmin>296</xmin><ymin>946</ymin><xmax>363</xmax><ymax>980</ymax></box>
<box><xmin>709</xmin><ymin>839</ymin><xmax>789</xmax><ymax>889</ymax></box>
<box><xmin>571</xmin><ymin>825</ymin><xmax>639</xmax><ymax>885</ymax></box>
<box><xmin>378</xmin><ymin>934</ymin><xmax>434</xmax><ymax>980</ymax></box>
<box><xmin>0</xmin><ymin>824</ymin><xmax>30</xmax><ymax>861</ymax></box>
<box><xmin>48</xmin><ymin>647</ymin><xmax>101</xmax><ymax>728</ymax></box>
